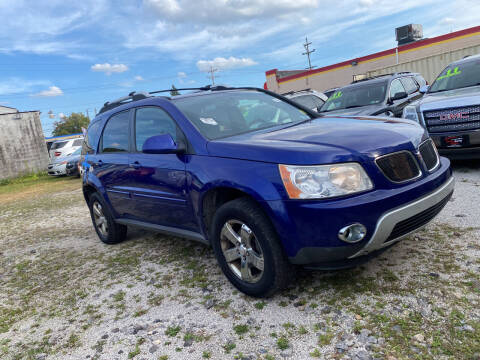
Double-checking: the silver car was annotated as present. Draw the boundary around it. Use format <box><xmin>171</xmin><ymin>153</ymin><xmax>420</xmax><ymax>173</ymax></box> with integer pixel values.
<box><xmin>283</xmin><ymin>89</ymin><xmax>328</xmax><ymax>113</ymax></box>
<box><xmin>47</xmin><ymin>148</ymin><xmax>82</xmax><ymax>176</ymax></box>
<box><xmin>49</xmin><ymin>137</ymin><xmax>84</xmax><ymax>159</ymax></box>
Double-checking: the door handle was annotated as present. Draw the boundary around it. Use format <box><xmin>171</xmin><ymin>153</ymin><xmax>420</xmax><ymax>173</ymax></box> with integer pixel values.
<box><xmin>93</xmin><ymin>159</ymin><xmax>103</xmax><ymax>167</ymax></box>
<box><xmin>130</xmin><ymin>161</ymin><xmax>141</xmax><ymax>169</ymax></box>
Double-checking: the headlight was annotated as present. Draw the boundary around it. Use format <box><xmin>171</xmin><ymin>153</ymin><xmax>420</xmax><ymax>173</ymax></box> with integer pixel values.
<box><xmin>402</xmin><ymin>106</ymin><xmax>419</xmax><ymax>122</ymax></box>
<box><xmin>279</xmin><ymin>163</ymin><xmax>373</xmax><ymax>199</ymax></box>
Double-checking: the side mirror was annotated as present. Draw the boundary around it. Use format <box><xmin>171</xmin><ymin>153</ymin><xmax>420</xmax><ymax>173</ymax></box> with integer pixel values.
<box><xmin>390</xmin><ymin>91</ymin><xmax>408</xmax><ymax>102</ymax></box>
<box><xmin>419</xmin><ymin>85</ymin><xmax>429</xmax><ymax>94</ymax></box>
<box><xmin>142</xmin><ymin>134</ymin><xmax>185</xmax><ymax>154</ymax></box>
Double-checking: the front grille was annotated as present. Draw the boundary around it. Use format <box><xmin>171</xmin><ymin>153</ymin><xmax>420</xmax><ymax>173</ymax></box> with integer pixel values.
<box><xmin>423</xmin><ymin>105</ymin><xmax>480</xmax><ymax>133</ymax></box>
<box><xmin>376</xmin><ymin>151</ymin><xmax>421</xmax><ymax>183</ymax></box>
<box><xmin>419</xmin><ymin>139</ymin><xmax>439</xmax><ymax>171</ymax></box>
<box><xmin>385</xmin><ymin>190</ymin><xmax>453</xmax><ymax>242</ymax></box>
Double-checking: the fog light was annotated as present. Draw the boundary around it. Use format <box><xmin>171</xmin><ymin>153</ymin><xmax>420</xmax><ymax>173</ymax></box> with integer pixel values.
<box><xmin>338</xmin><ymin>223</ymin><xmax>367</xmax><ymax>243</ymax></box>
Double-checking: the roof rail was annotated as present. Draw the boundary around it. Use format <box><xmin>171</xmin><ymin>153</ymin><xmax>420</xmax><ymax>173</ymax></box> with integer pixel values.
<box><xmin>280</xmin><ymin>88</ymin><xmax>312</xmax><ymax>95</ymax></box>
<box><xmin>149</xmin><ymin>84</ymin><xmax>232</xmax><ymax>94</ymax></box>
<box><xmin>99</xmin><ymin>91</ymin><xmax>152</xmax><ymax>114</ymax></box>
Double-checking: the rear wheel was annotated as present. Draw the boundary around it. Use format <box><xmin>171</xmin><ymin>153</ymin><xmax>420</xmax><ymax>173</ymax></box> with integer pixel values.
<box><xmin>211</xmin><ymin>197</ymin><xmax>294</xmax><ymax>297</ymax></box>
<box><xmin>88</xmin><ymin>192</ymin><xmax>127</xmax><ymax>244</ymax></box>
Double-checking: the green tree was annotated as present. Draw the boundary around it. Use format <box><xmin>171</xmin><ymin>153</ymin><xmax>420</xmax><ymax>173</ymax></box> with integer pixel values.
<box><xmin>170</xmin><ymin>85</ymin><xmax>180</xmax><ymax>96</ymax></box>
<box><xmin>52</xmin><ymin>112</ymin><xmax>90</xmax><ymax>136</ymax></box>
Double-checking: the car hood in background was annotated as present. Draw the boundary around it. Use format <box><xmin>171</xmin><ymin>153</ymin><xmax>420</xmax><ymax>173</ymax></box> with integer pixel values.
<box><xmin>207</xmin><ymin>116</ymin><xmax>426</xmax><ymax>165</ymax></box>
<box><xmin>319</xmin><ymin>104</ymin><xmax>386</xmax><ymax>116</ymax></box>
<box><xmin>416</xmin><ymin>85</ymin><xmax>480</xmax><ymax>111</ymax></box>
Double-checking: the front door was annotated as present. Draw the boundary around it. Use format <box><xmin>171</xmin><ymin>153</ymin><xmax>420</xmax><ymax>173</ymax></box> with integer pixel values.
<box><xmin>127</xmin><ymin>106</ymin><xmax>196</xmax><ymax>231</ymax></box>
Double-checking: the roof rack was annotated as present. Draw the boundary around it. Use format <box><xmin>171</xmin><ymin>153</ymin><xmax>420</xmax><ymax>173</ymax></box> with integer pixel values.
<box><xmin>350</xmin><ymin>72</ymin><xmax>414</xmax><ymax>84</ymax></box>
<box><xmin>98</xmin><ymin>85</ymin><xmax>237</xmax><ymax>114</ymax></box>
<box><xmin>99</xmin><ymin>91</ymin><xmax>152</xmax><ymax>114</ymax></box>
<box><xmin>280</xmin><ymin>88</ymin><xmax>312</xmax><ymax>95</ymax></box>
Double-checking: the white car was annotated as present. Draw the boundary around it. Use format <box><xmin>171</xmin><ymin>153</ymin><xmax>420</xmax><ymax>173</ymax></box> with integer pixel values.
<box><xmin>47</xmin><ymin>148</ymin><xmax>82</xmax><ymax>176</ymax></box>
<box><xmin>49</xmin><ymin>137</ymin><xmax>84</xmax><ymax>159</ymax></box>
<box><xmin>283</xmin><ymin>89</ymin><xmax>328</xmax><ymax>113</ymax></box>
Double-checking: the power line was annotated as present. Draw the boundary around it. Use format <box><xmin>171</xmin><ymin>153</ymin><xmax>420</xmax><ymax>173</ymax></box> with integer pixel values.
<box><xmin>302</xmin><ymin>36</ymin><xmax>316</xmax><ymax>70</ymax></box>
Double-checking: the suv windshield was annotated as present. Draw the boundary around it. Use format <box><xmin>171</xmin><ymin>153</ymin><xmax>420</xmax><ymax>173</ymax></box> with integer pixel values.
<box><xmin>320</xmin><ymin>81</ymin><xmax>387</xmax><ymax>112</ymax></box>
<box><xmin>173</xmin><ymin>91</ymin><xmax>311</xmax><ymax>139</ymax></box>
<box><xmin>429</xmin><ymin>60</ymin><xmax>480</xmax><ymax>93</ymax></box>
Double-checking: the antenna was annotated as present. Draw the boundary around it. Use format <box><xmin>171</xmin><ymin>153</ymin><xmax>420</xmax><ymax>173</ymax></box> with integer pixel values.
<box><xmin>302</xmin><ymin>36</ymin><xmax>315</xmax><ymax>70</ymax></box>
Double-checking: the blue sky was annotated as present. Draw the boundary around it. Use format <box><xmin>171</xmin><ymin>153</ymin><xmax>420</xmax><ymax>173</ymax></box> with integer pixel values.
<box><xmin>0</xmin><ymin>0</ymin><xmax>478</xmax><ymax>136</ymax></box>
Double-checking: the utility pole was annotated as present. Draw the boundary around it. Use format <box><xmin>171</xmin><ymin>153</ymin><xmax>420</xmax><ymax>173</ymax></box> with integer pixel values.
<box><xmin>207</xmin><ymin>66</ymin><xmax>218</xmax><ymax>85</ymax></box>
<box><xmin>86</xmin><ymin>109</ymin><xmax>90</xmax><ymax>119</ymax></box>
<box><xmin>302</xmin><ymin>36</ymin><xmax>315</xmax><ymax>70</ymax></box>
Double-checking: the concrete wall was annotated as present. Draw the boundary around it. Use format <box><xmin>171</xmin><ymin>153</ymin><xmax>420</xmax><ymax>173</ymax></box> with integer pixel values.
<box><xmin>266</xmin><ymin>26</ymin><xmax>480</xmax><ymax>94</ymax></box>
<box><xmin>0</xmin><ymin>111</ymin><xmax>50</xmax><ymax>180</ymax></box>
<box><xmin>0</xmin><ymin>106</ymin><xmax>18</xmax><ymax>115</ymax></box>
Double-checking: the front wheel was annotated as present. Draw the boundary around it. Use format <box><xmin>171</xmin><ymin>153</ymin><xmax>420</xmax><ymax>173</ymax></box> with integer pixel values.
<box><xmin>210</xmin><ymin>197</ymin><xmax>294</xmax><ymax>297</ymax></box>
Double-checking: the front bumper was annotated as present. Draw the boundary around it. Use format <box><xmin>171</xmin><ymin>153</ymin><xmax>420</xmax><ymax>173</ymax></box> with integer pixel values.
<box><xmin>47</xmin><ymin>163</ymin><xmax>67</xmax><ymax>176</ymax></box>
<box><xmin>264</xmin><ymin>157</ymin><xmax>453</xmax><ymax>265</ymax></box>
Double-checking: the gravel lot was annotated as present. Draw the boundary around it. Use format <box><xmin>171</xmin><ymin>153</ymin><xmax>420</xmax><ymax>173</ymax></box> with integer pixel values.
<box><xmin>1</xmin><ymin>160</ymin><xmax>479</xmax><ymax>360</ymax></box>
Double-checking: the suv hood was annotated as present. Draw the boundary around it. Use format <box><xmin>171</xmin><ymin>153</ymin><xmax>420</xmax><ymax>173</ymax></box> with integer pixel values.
<box><xmin>418</xmin><ymin>85</ymin><xmax>480</xmax><ymax>111</ymax></box>
<box><xmin>207</xmin><ymin>116</ymin><xmax>426</xmax><ymax>164</ymax></box>
<box><xmin>320</xmin><ymin>104</ymin><xmax>385</xmax><ymax>116</ymax></box>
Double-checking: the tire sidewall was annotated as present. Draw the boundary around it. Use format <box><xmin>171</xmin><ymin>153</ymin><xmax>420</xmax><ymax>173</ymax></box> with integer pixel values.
<box><xmin>211</xmin><ymin>202</ymin><xmax>277</xmax><ymax>297</ymax></box>
<box><xmin>88</xmin><ymin>193</ymin><xmax>117</xmax><ymax>244</ymax></box>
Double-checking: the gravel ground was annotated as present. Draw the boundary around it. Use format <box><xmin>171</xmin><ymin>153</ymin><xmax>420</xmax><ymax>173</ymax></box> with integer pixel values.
<box><xmin>1</xmin><ymin>160</ymin><xmax>479</xmax><ymax>360</ymax></box>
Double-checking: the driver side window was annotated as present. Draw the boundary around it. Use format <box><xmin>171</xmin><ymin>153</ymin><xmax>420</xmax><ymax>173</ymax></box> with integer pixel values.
<box><xmin>135</xmin><ymin>107</ymin><xmax>178</xmax><ymax>152</ymax></box>
<box><xmin>389</xmin><ymin>79</ymin><xmax>406</xmax><ymax>99</ymax></box>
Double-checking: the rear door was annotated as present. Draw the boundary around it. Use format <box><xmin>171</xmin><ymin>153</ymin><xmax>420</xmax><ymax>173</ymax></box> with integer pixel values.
<box><xmin>127</xmin><ymin>106</ymin><xmax>195</xmax><ymax>230</ymax></box>
<box><xmin>93</xmin><ymin>110</ymin><xmax>132</xmax><ymax>217</ymax></box>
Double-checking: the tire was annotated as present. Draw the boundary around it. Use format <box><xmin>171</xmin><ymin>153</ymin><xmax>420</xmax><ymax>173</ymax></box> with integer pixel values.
<box><xmin>88</xmin><ymin>192</ymin><xmax>127</xmax><ymax>244</ymax></box>
<box><xmin>210</xmin><ymin>197</ymin><xmax>295</xmax><ymax>297</ymax></box>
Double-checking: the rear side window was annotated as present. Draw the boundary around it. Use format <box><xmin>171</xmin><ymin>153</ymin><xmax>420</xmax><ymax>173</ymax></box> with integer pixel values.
<box><xmin>82</xmin><ymin>120</ymin><xmax>102</xmax><ymax>155</ymax></box>
<box><xmin>389</xmin><ymin>79</ymin><xmax>406</xmax><ymax>98</ymax></box>
<box><xmin>135</xmin><ymin>107</ymin><xmax>178</xmax><ymax>151</ymax></box>
<box><xmin>414</xmin><ymin>75</ymin><xmax>426</xmax><ymax>87</ymax></box>
<box><xmin>72</xmin><ymin>139</ymin><xmax>83</xmax><ymax>147</ymax></box>
<box><xmin>400</xmin><ymin>77</ymin><xmax>419</xmax><ymax>94</ymax></box>
<box><xmin>51</xmin><ymin>141</ymin><xmax>68</xmax><ymax>150</ymax></box>
<box><xmin>100</xmin><ymin>111</ymin><xmax>130</xmax><ymax>153</ymax></box>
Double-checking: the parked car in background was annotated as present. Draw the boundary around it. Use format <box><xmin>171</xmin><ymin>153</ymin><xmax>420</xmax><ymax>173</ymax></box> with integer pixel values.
<box><xmin>49</xmin><ymin>137</ymin><xmax>84</xmax><ymax>159</ymax></box>
<box><xmin>48</xmin><ymin>148</ymin><xmax>82</xmax><ymax>176</ymax></box>
<box><xmin>319</xmin><ymin>72</ymin><xmax>426</xmax><ymax>117</ymax></box>
<box><xmin>324</xmin><ymin>88</ymin><xmax>339</xmax><ymax>98</ymax></box>
<box><xmin>282</xmin><ymin>89</ymin><xmax>328</xmax><ymax>112</ymax></box>
<box><xmin>82</xmin><ymin>85</ymin><xmax>453</xmax><ymax>297</ymax></box>
<box><xmin>403</xmin><ymin>54</ymin><xmax>480</xmax><ymax>159</ymax></box>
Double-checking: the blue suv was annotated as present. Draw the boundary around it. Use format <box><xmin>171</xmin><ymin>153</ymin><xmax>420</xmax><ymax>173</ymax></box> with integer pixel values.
<box><xmin>82</xmin><ymin>86</ymin><xmax>454</xmax><ymax>297</ymax></box>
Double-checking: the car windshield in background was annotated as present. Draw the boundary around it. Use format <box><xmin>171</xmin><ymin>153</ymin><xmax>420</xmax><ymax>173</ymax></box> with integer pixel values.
<box><xmin>429</xmin><ymin>60</ymin><xmax>480</xmax><ymax>93</ymax></box>
<box><xmin>173</xmin><ymin>91</ymin><xmax>312</xmax><ymax>140</ymax></box>
<box><xmin>292</xmin><ymin>94</ymin><xmax>325</xmax><ymax>109</ymax></box>
<box><xmin>51</xmin><ymin>141</ymin><xmax>68</xmax><ymax>150</ymax></box>
<box><xmin>320</xmin><ymin>81</ymin><xmax>387</xmax><ymax>112</ymax></box>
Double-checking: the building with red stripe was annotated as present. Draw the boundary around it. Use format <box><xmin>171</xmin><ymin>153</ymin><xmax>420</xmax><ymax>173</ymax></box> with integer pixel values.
<box><xmin>265</xmin><ymin>25</ymin><xmax>480</xmax><ymax>94</ymax></box>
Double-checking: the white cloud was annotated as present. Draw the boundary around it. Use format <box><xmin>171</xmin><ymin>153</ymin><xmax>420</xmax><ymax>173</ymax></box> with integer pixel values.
<box><xmin>196</xmin><ymin>57</ymin><xmax>257</xmax><ymax>72</ymax></box>
<box><xmin>177</xmin><ymin>71</ymin><xmax>187</xmax><ymax>78</ymax></box>
<box><xmin>91</xmin><ymin>63</ymin><xmax>129</xmax><ymax>75</ymax></box>
<box><xmin>0</xmin><ymin>78</ymin><xmax>50</xmax><ymax>96</ymax></box>
<box><xmin>134</xmin><ymin>75</ymin><xmax>144</xmax><ymax>81</ymax></box>
<box><xmin>32</xmin><ymin>86</ymin><xmax>63</xmax><ymax>97</ymax></box>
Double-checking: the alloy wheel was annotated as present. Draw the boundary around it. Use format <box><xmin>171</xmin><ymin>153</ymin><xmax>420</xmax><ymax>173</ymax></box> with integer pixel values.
<box><xmin>220</xmin><ymin>219</ymin><xmax>264</xmax><ymax>283</ymax></box>
<box><xmin>92</xmin><ymin>201</ymin><xmax>108</xmax><ymax>237</ymax></box>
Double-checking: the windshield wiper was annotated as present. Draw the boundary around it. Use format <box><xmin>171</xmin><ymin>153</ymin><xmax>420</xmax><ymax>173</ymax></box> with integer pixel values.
<box><xmin>344</xmin><ymin>105</ymin><xmax>364</xmax><ymax>109</ymax></box>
